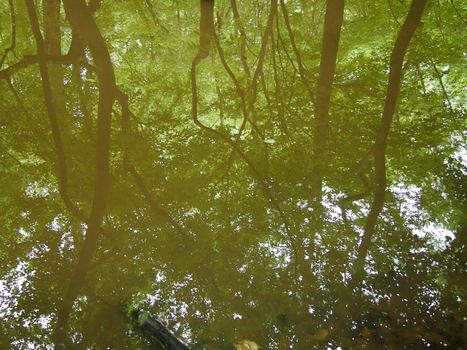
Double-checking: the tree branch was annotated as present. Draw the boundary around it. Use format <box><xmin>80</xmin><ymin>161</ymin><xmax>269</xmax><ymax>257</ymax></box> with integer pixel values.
<box><xmin>0</xmin><ymin>0</ymin><xmax>17</xmax><ymax>68</ymax></box>
<box><xmin>191</xmin><ymin>0</ymin><xmax>298</xmax><ymax>274</ymax></box>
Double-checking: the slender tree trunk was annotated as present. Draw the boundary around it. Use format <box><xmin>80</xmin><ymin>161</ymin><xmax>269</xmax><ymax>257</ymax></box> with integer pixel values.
<box><xmin>311</xmin><ymin>0</ymin><xmax>345</xmax><ymax>209</ymax></box>
<box><xmin>43</xmin><ymin>0</ymin><xmax>61</xmax><ymax>57</ymax></box>
<box><xmin>198</xmin><ymin>0</ymin><xmax>214</xmax><ymax>60</ymax></box>
<box><xmin>43</xmin><ymin>0</ymin><xmax>67</xmax><ymax>125</ymax></box>
<box><xmin>352</xmin><ymin>0</ymin><xmax>427</xmax><ymax>283</ymax></box>
<box><xmin>231</xmin><ymin>0</ymin><xmax>251</xmax><ymax>81</ymax></box>
<box><xmin>53</xmin><ymin>0</ymin><xmax>116</xmax><ymax>347</ymax></box>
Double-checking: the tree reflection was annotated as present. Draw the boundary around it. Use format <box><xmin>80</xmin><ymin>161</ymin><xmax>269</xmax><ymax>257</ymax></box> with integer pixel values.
<box><xmin>0</xmin><ymin>0</ymin><xmax>465</xmax><ymax>349</ymax></box>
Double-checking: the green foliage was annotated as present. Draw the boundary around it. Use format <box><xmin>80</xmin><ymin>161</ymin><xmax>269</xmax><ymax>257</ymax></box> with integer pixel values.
<box><xmin>0</xmin><ymin>0</ymin><xmax>465</xmax><ymax>349</ymax></box>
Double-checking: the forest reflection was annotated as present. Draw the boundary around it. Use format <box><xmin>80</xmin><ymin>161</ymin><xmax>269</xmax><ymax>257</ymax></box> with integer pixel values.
<box><xmin>0</xmin><ymin>0</ymin><xmax>466</xmax><ymax>349</ymax></box>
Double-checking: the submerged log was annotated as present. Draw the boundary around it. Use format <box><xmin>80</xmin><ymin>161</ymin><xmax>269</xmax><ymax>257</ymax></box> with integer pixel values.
<box><xmin>132</xmin><ymin>310</ymin><xmax>189</xmax><ymax>350</ymax></box>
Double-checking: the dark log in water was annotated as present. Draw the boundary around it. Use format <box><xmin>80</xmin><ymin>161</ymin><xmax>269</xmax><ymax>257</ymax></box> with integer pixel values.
<box><xmin>132</xmin><ymin>310</ymin><xmax>189</xmax><ymax>350</ymax></box>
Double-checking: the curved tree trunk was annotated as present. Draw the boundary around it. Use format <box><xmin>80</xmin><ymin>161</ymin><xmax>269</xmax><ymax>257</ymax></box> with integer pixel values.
<box><xmin>52</xmin><ymin>0</ymin><xmax>116</xmax><ymax>347</ymax></box>
<box><xmin>353</xmin><ymin>0</ymin><xmax>428</xmax><ymax>283</ymax></box>
<box><xmin>42</xmin><ymin>0</ymin><xmax>70</xmax><ymax>140</ymax></box>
